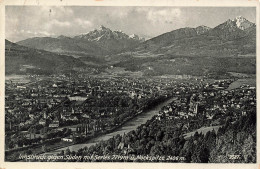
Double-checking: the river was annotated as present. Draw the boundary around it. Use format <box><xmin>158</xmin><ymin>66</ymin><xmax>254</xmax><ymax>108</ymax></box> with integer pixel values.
<box><xmin>227</xmin><ymin>78</ymin><xmax>256</xmax><ymax>91</ymax></box>
<box><xmin>44</xmin><ymin>97</ymin><xmax>177</xmax><ymax>155</ymax></box>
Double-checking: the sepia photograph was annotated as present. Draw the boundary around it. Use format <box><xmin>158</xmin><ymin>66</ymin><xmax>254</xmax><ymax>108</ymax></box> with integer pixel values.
<box><xmin>4</xmin><ymin>5</ymin><xmax>257</xmax><ymax>163</ymax></box>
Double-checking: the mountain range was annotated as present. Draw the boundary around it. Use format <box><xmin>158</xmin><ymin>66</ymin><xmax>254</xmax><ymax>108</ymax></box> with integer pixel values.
<box><xmin>17</xmin><ymin>25</ymin><xmax>145</xmax><ymax>58</ymax></box>
<box><xmin>7</xmin><ymin>16</ymin><xmax>256</xmax><ymax>76</ymax></box>
<box><xmin>131</xmin><ymin>16</ymin><xmax>256</xmax><ymax>57</ymax></box>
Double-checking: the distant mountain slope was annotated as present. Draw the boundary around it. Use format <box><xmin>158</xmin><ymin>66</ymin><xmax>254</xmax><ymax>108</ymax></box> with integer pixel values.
<box><xmin>195</xmin><ymin>25</ymin><xmax>212</xmax><ymax>35</ymax></box>
<box><xmin>132</xmin><ymin>16</ymin><xmax>255</xmax><ymax>57</ymax></box>
<box><xmin>135</xmin><ymin>27</ymin><xmax>201</xmax><ymax>53</ymax></box>
<box><xmin>17</xmin><ymin>25</ymin><xmax>144</xmax><ymax>57</ymax></box>
<box><xmin>17</xmin><ymin>36</ymin><xmax>107</xmax><ymax>58</ymax></box>
<box><xmin>114</xmin><ymin>55</ymin><xmax>256</xmax><ymax>76</ymax></box>
<box><xmin>112</xmin><ymin>16</ymin><xmax>256</xmax><ymax>76</ymax></box>
<box><xmin>6</xmin><ymin>40</ymin><xmax>86</xmax><ymax>75</ymax></box>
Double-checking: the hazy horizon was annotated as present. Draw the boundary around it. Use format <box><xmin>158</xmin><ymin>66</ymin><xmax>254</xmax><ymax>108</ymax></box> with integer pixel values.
<box><xmin>6</xmin><ymin>6</ymin><xmax>256</xmax><ymax>42</ymax></box>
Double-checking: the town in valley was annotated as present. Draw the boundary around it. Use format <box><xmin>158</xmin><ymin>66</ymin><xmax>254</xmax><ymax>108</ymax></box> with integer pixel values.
<box><xmin>5</xmin><ymin>7</ymin><xmax>256</xmax><ymax>163</ymax></box>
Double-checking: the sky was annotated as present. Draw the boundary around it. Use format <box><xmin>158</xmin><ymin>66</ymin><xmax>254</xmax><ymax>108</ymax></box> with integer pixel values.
<box><xmin>6</xmin><ymin>6</ymin><xmax>256</xmax><ymax>42</ymax></box>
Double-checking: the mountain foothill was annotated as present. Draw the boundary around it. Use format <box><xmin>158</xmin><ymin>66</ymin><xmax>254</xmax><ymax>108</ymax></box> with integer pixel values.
<box><xmin>6</xmin><ymin>16</ymin><xmax>256</xmax><ymax>76</ymax></box>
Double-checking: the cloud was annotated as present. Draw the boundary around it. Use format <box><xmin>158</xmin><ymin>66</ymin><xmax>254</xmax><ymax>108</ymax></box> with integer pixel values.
<box><xmin>74</xmin><ymin>18</ymin><xmax>93</xmax><ymax>28</ymax></box>
<box><xmin>7</xmin><ymin>29</ymin><xmax>55</xmax><ymax>42</ymax></box>
<box><xmin>96</xmin><ymin>7</ymin><xmax>131</xmax><ymax>19</ymax></box>
<box><xmin>136</xmin><ymin>8</ymin><xmax>182</xmax><ymax>24</ymax></box>
<box><xmin>149</xmin><ymin>9</ymin><xmax>181</xmax><ymax>23</ymax></box>
<box><xmin>22</xmin><ymin>29</ymin><xmax>54</xmax><ymax>37</ymax></box>
<box><xmin>39</xmin><ymin>6</ymin><xmax>74</xmax><ymax>19</ymax></box>
<box><xmin>42</xmin><ymin>19</ymin><xmax>71</xmax><ymax>34</ymax></box>
<box><xmin>110</xmin><ymin>9</ymin><xmax>129</xmax><ymax>19</ymax></box>
<box><xmin>37</xmin><ymin>31</ymin><xmax>54</xmax><ymax>36</ymax></box>
<box><xmin>50</xmin><ymin>19</ymin><xmax>71</xmax><ymax>27</ymax></box>
<box><xmin>6</xmin><ymin>6</ymin><xmax>77</xmax><ymax>41</ymax></box>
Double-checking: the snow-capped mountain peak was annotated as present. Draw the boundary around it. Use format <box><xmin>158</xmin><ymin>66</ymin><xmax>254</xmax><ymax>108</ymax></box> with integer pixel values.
<box><xmin>232</xmin><ymin>16</ymin><xmax>246</xmax><ymax>22</ymax></box>
<box><xmin>115</xmin><ymin>30</ymin><xmax>123</xmax><ymax>33</ymax></box>
<box><xmin>74</xmin><ymin>26</ymin><xmax>144</xmax><ymax>42</ymax></box>
<box><xmin>232</xmin><ymin>16</ymin><xmax>254</xmax><ymax>30</ymax></box>
<box><xmin>129</xmin><ymin>34</ymin><xmax>139</xmax><ymax>39</ymax></box>
<box><xmin>98</xmin><ymin>25</ymin><xmax>108</xmax><ymax>31</ymax></box>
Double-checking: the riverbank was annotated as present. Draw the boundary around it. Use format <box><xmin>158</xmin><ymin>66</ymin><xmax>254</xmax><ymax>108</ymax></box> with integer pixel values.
<box><xmin>43</xmin><ymin>96</ymin><xmax>177</xmax><ymax>155</ymax></box>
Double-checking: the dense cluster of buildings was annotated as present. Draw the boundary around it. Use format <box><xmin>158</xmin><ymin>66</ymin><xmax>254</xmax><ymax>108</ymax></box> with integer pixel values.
<box><xmin>156</xmin><ymin>80</ymin><xmax>256</xmax><ymax>131</ymax></box>
<box><xmin>5</xmin><ymin>74</ymin><xmax>178</xmax><ymax>150</ymax></box>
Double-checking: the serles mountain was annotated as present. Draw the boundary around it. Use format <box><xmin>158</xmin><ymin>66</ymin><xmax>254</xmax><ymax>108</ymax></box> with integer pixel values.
<box><xmin>73</xmin><ymin>25</ymin><xmax>145</xmax><ymax>53</ymax></box>
<box><xmin>6</xmin><ymin>40</ymin><xmax>86</xmax><ymax>75</ymax></box>
<box><xmin>17</xmin><ymin>26</ymin><xmax>144</xmax><ymax>57</ymax></box>
<box><xmin>74</xmin><ymin>25</ymin><xmax>144</xmax><ymax>42</ymax></box>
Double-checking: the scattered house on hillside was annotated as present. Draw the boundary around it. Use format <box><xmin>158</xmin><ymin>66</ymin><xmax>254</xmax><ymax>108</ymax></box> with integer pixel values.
<box><xmin>62</xmin><ymin>137</ymin><xmax>73</xmax><ymax>142</ymax></box>
<box><xmin>49</xmin><ymin>117</ymin><xmax>60</xmax><ymax>128</ymax></box>
<box><xmin>39</xmin><ymin>118</ymin><xmax>47</xmax><ymax>126</ymax></box>
<box><xmin>82</xmin><ymin>114</ymin><xmax>90</xmax><ymax>119</ymax></box>
<box><xmin>118</xmin><ymin>142</ymin><xmax>125</xmax><ymax>150</ymax></box>
<box><xmin>68</xmin><ymin>94</ymin><xmax>89</xmax><ymax>102</ymax></box>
